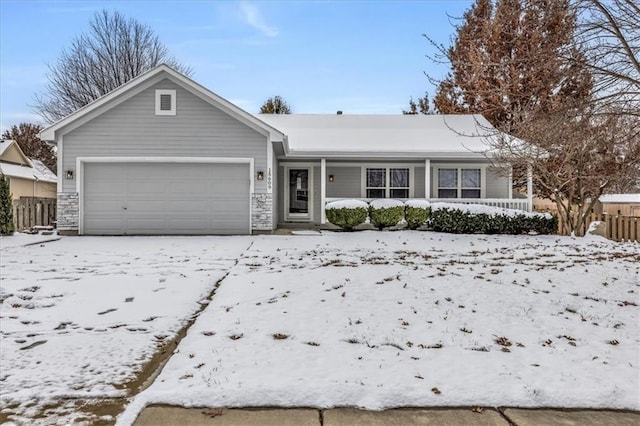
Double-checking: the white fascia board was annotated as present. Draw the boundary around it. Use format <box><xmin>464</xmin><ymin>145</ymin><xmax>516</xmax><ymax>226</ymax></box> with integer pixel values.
<box><xmin>282</xmin><ymin>150</ymin><xmax>491</xmax><ymax>159</ymax></box>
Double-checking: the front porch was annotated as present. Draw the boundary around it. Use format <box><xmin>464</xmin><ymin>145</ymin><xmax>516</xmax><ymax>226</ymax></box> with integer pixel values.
<box><xmin>278</xmin><ymin>159</ymin><xmax>534</xmax><ymax>226</ymax></box>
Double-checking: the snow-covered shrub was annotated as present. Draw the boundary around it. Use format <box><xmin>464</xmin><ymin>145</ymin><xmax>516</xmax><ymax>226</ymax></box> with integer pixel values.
<box><xmin>369</xmin><ymin>199</ymin><xmax>405</xmax><ymax>230</ymax></box>
<box><xmin>428</xmin><ymin>203</ymin><xmax>556</xmax><ymax>235</ymax></box>
<box><xmin>325</xmin><ymin>199</ymin><xmax>369</xmax><ymax>231</ymax></box>
<box><xmin>405</xmin><ymin>200</ymin><xmax>430</xmax><ymax>230</ymax></box>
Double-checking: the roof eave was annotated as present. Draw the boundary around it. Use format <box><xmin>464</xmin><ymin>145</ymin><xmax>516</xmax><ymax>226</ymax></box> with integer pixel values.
<box><xmin>283</xmin><ymin>150</ymin><xmax>492</xmax><ymax>159</ymax></box>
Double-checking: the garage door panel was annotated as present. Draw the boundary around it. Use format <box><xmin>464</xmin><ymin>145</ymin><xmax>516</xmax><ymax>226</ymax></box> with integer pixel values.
<box><xmin>83</xmin><ymin>162</ymin><xmax>250</xmax><ymax>235</ymax></box>
<box><xmin>170</xmin><ymin>181</ymin><xmax>209</xmax><ymax>193</ymax></box>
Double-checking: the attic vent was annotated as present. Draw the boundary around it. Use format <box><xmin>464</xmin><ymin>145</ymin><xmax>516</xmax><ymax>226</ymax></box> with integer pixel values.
<box><xmin>155</xmin><ymin>89</ymin><xmax>176</xmax><ymax>116</ymax></box>
<box><xmin>160</xmin><ymin>94</ymin><xmax>172</xmax><ymax>110</ymax></box>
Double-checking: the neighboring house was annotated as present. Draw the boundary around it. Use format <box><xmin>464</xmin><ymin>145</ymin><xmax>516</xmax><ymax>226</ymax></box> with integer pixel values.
<box><xmin>40</xmin><ymin>65</ymin><xmax>531</xmax><ymax>236</ymax></box>
<box><xmin>596</xmin><ymin>194</ymin><xmax>640</xmax><ymax>217</ymax></box>
<box><xmin>0</xmin><ymin>139</ymin><xmax>57</xmax><ymax>200</ymax></box>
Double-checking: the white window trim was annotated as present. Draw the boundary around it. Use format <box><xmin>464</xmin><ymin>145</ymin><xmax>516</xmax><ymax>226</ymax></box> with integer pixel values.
<box><xmin>155</xmin><ymin>89</ymin><xmax>176</xmax><ymax>115</ymax></box>
<box><xmin>434</xmin><ymin>164</ymin><xmax>486</xmax><ymax>199</ymax></box>
<box><xmin>360</xmin><ymin>164</ymin><xmax>415</xmax><ymax>198</ymax></box>
<box><xmin>284</xmin><ymin>165</ymin><xmax>314</xmax><ymax>222</ymax></box>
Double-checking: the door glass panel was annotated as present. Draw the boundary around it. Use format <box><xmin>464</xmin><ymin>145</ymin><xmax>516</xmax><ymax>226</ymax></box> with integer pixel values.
<box><xmin>289</xmin><ymin>169</ymin><xmax>309</xmax><ymax>214</ymax></box>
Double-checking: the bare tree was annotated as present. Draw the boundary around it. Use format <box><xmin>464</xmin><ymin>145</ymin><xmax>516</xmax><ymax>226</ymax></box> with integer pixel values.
<box><xmin>2</xmin><ymin>123</ymin><xmax>56</xmax><ymax>172</ymax></box>
<box><xmin>489</xmin><ymin>102</ymin><xmax>640</xmax><ymax>234</ymax></box>
<box><xmin>575</xmin><ymin>0</ymin><xmax>640</xmax><ymax>116</ymax></box>
<box><xmin>35</xmin><ymin>10</ymin><xmax>192</xmax><ymax>123</ymax></box>
<box><xmin>403</xmin><ymin>93</ymin><xmax>431</xmax><ymax>115</ymax></box>
<box><xmin>259</xmin><ymin>96</ymin><xmax>292</xmax><ymax>114</ymax></box>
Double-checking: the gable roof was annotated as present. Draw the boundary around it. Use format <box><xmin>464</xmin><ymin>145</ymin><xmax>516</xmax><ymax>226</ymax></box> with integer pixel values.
<box><xmin>40</xmin><ymin>64</ymin><xmax>284</xmax><ymax>142</ymax></box>
<box><xmin>257</xmin><ymin>113</ymin><xmax>500</xmax><ymax>158</ymax></box>
<box><xmin>0</xmin><ymin>140</ymin><xmax>57</xmax><ymax>182</ymax></box>
<box><xmin>0</xmin><ymin>139</ymin><xmax>30</xmax><ymax>165</ymax></box>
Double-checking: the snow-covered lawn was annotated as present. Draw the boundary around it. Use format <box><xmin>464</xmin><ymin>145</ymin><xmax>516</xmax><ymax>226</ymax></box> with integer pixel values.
<box><xmin>0</xmin><ymin>235</ymin><xmax>251</xmax><ymax>425</ymax></box>
<box><xmin>120</xmin><ymin>231</ymin><xmax>639</xmax><ymax>424</ymax></box>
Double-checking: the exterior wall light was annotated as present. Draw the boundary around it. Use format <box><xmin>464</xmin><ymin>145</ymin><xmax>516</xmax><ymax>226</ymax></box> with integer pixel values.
<box><xmin>65</xmin><ymin>170</ymin><xmax>74</xmax><ymax>179</ymax></box>
<box><xmin>328</xmin><ymin>174</ymin><xmax>334</xmax><ymax>182</ymax></box>
<box><xmin>256</xmin><ymin>171</ymin><xmax>264</xmax><ymax>181</ymax></box>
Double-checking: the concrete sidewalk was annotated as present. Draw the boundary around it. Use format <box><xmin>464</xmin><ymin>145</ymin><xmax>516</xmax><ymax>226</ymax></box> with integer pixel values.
<box><xmin>134</xmin><ymin>406</ymin><xmax>640</xmax><ymax>426</ymax></box>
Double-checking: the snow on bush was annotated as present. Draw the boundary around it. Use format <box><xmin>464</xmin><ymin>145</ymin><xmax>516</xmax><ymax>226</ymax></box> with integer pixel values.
<box><xmin>429</xmin><ymin>203</ymin><xmax>557</xmax><ymax>235</ymax></box>
<box><xmin>325</xmin><ymin>199</ymin><xmax>369</xmax><ymax>210</ymax></box>
<box><xmin>369</xmin><ymin>199</ymin><xmax>405</xmax><ymax>230</ymax></box>
<box><xmin>369</xmin><ymin>199</ymin><xmax>405</xmax><ymax>209</ymax></box>
<box><xmin>430</xmin><ymin>202</ymin><xmax>551</xmax><ymax>219</ymax></box>
<box><xmin>405</xmin><ymin>200</ymin><xmax>431</xmax><ymax>230</ymax></box>
<box><xmin>405</xmin><ymin>199</ymin><xmax>431</xmax><ymax>209</ymax></box>
<box><xmin>325</xmin><ymin>200</ymin><xmax>369</xmax><ymax>231</ymax></box>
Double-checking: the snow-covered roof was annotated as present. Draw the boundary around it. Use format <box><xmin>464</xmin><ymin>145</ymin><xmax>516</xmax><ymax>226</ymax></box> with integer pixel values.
<box><xmin>30</xmin><ymin>159</ymin><xmax>57</xmax><ymax>183</ymax></box>
<box><xmin>257</xmin><ymin>114</ymin><xmax>503</xmax><ymax>158</ymax></box>
<box><xmin>0</xmin><ymin>162</ymin><xmax>37</xmax><ymax>180</ymax></box>
<box><xmin>0</xmin><ymin>159</ymin><xmax>57</xmax><ymax>182</ymax></box>
<box><xmin>599</xmin><ymin>194</ymin><xmax>640</xmax><ymax>204</ymax></box>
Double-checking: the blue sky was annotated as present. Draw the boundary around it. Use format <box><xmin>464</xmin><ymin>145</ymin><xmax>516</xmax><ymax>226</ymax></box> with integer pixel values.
<box><xmin>0</xmin><ymin>0</ymin><xmax>472</xmax><ymax>132</ymax></box>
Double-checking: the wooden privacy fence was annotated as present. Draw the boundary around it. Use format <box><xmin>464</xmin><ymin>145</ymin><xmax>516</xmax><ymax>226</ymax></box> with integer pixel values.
<box><xmin>559</xmin><ymin>213</ymin><xmax>639</xmax><ymax>242</ymax></box>
<box><xmin>12</xmin><ymin>197</ymin><xmax>56</xmax><ymax>231</ymax></box>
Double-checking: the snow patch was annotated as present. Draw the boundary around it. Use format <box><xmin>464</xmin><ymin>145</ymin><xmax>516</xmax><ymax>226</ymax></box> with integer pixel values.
<box><xmin>405</xmin><ymin>199</ymin><xmax>431</xmax><ymax>209</ymax></box>
<box><xmin>370</xmin><ymin>199</ymin><xmax>404</xmax><ymax>209</ymax></box>
<box><xmin>326</xmin><ymin>199</ymin><xmax>369</xmax><ymax>210</ymax></box>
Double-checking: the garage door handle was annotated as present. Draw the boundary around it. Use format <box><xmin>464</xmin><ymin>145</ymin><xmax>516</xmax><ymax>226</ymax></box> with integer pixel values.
<box><xmin>123</xmin><ymin>207</ymin><xmax>127</xmax><ymax>210</ymax></box>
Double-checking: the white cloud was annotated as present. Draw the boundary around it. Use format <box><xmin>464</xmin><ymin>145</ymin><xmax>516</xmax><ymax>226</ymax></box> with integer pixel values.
<box><xmin>240</xmin><ymin>2</ymin><xmax>278</xmax><ymax>38</ymax></box>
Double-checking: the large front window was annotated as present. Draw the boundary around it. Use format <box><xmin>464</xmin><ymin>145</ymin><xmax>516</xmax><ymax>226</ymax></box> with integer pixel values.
<box><xmin>366</xmin><ymin>167</ymin><xmax>409</xmax><ymax>198</ymax></box>
<box><xmin>438</xmin><ymin>168</ymin><xmax>481</xmax><ymax>198</ymax></box>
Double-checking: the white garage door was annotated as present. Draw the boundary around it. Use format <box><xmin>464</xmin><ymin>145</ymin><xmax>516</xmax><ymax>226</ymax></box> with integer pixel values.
<box><xmin>83</xmin><ymin>162</ymin><xmax>250</xmax><ymax>235</ymax></box>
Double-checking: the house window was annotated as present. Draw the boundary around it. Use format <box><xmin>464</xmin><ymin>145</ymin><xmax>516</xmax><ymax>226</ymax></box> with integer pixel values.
<box><xmin>461</xmin><ymin>169</ymin><xmax>481</xmax><ymax>198</ymax></box>
<box><xmin>155</xmin><ymin>89</ymin><xmax>176</xmax><ymax>115</ymax></box>
<box><xmin>365</xmin><ymin>167</ymin><xmax>410</xmax><ymax>198</ymax></box>
<box><xmin>437</xmin><ymin>168</ymin><xmax>481</xmax><ymax>198</ymax></box>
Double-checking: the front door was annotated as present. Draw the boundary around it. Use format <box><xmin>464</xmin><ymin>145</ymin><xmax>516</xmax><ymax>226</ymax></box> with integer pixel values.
<box><xmin>286</xmin><ymin>168</ymin><xmax>311</xmax><ymax>221</ymax></box>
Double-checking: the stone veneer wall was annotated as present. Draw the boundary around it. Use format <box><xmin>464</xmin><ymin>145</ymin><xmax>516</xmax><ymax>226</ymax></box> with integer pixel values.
<box><xmin>252</xmin><ymin>193</ymin><xmax>273</xmax><ymax>231</ymax></box>
<box><xmin>57</xmin><ymin>192</ymin><xmax>79</xmax><ymax>231</ymax></box>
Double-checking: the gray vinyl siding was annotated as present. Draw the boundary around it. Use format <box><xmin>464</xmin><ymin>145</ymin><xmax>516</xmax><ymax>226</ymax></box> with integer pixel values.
<box><xmin>414</xmin><ymin>167</ymin><xmax>425</xmax><ymax>198</ymax></box>
<box><xmin>486</xmin><ymin>166</ymin><xmax>509</xmax><ymax>198</ymax></box>
<box><xmin>313</xmin><ymin>166</ymin><xmax>321</xmax><ymax>222</ymax></box>
<box><xmin>277</xmin><ymin>165</ymin><xmax>284</xmax><ymax>224</ymax></box>
<box><xmin>62</xmin><ymin>78</ymin><xmax>267</xmax><ymax>193</ymax></box>
<box><xmin>326</xmin><ymin>167</ymin><xmax>361</xmax><ymax>198</ymax></box>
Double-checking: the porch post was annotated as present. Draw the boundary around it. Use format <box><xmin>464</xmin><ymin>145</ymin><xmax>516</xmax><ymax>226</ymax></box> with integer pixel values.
<box><xmin>321</xmin><ymin>158</ymin><xmax>326</xmax><ymax>224</ymax></box>
<box><xmin>424</xmin><ymin>159</ymin><xmax>431</xmax><ymax>199</ymax></box>
<box><xmin>526</xmin><ymin>163</ymin><xmax>533</xmax><ymax>212</ymax></box>
<box><xmin>508</xmin><ymin>165</ymin><xmax>513</xmax><ymax>200</ymax></box>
